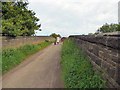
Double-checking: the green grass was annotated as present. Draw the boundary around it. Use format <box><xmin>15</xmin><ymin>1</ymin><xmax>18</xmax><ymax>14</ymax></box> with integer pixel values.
<box><xmin>2</xmin><ymin>41</ymin><xmax>52</xmax><ymax>74</ymax></box>
<box><xmin>61</xmin><ymin>39</ymin><xmax>106</xmax><ymax>88</ymax></box>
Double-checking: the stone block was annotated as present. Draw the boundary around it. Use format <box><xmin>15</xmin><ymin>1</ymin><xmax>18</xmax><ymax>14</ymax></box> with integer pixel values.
<box><xmin>99</xmin><ymin>51</ymin><xmax>104</xmax><ymax>59</ymax></box>
<box><xmin>116</xmin><ymin>66</ymin><xmax>120</xmax><ymax>85</ymax></box>
<box><xmin>107</xmin><ymin>67</ymin><xmax>116</xmax><ymax>79</ymax></box>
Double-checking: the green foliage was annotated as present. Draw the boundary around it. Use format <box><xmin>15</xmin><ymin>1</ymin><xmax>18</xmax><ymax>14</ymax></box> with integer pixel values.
<box><xmin>61</xmin><ymin>39</ymin><xmax>106</xmax><ymax>88</ymax></box>
<box><xmin>88</xmin><ymin>33</ymin><xmax>93</xmax><ymax>35</ymax></box>
<box><xmin>2</xmin><ymin>41</ymin><xmax>52</xmax><ymax>74</ymax></box>
<box><xmin>50</xmin><ymin>33</ymin><xmax>61</xmax><ymax>38</ymax></box>
<box><xmin>117</xmin><ymin>24</ymin><xmax>120</xmax><ymax>31</ymax></box>
<box><xmin>2</xmin><ymin>1</ymin><xmax>40</xmax><ymax>37</ymax></box>
<box><xmin>97</xmin><ymin>23</ymin><xmax>120</xmax><ymax>33</ymax></box>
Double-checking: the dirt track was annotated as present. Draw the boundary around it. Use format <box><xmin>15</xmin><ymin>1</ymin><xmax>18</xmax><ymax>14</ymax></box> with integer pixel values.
<box><xmin>2</xmin><ymin>43</ymin><xmax>64</xmax><ymax>88</ymax></box>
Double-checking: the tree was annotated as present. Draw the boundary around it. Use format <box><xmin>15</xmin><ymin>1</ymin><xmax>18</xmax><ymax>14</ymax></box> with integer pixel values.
<box><xmin>96</xmin><ymin>23</ymin><xmax>119</xmax><ymax>34</ymax></box>
<box><xmin>50</xmin><ymin>33</ymin><xmax>61</xmax><ymax>38</ymax></box>
<box><xmin>117</xmin><ymin>24</ymin><xmax>120</xmax><ymax>31</ymax></box>
<box><xmin>2</xmin><ymin>1</ymin><xmax>41</xmax><ymax>37</ymax></box>
<box><xmin>99</xmin><ymin>23</ymin><xmax>110</xmax><ymax>33</ymax></box>
<box><xmin>88</xmin><ymin>33</ymin><xmax>93</xmax><ymax>35</ymax></box>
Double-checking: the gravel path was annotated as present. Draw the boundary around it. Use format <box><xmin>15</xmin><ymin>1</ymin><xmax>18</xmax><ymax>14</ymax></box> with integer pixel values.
<box><xmin>2</xmin><ymin>43</ymin><xmax>64</xmax><ymax>88</ymax></box>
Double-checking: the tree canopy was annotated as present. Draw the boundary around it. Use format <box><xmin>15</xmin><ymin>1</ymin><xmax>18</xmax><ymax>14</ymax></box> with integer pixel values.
<box><xmin>96</xmin><ymin>23</ymin><xmax>120</xmax><ymax>33</ymax></box>
<box><xmin>2</xmin><ymin>1</ymin><xmax>41</xmax><ymax>37</ymax></box>
<box><xmin>50</xmin><ymin>33</ymin><xmax>61</xmax><ymax>38</ymax></box>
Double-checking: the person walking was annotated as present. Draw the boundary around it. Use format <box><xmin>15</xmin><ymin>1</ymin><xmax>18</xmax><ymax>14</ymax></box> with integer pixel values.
<box><xmin>56</xmin><ymin>36</ymin><xmax>61</xmax><ymax>45</ymax></box>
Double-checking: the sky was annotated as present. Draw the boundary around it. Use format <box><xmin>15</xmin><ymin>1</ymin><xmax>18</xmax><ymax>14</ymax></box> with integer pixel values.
<box><xmin>28</xmin><ymin>0</ymin><xmax>119</xmax><ymax>37</ymax></box>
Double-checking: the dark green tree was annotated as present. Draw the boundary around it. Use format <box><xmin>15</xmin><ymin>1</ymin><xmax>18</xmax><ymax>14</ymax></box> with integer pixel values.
<box><xmin>97</xmin><ymin>23</ymin><xmax>119</xmax><ymax>33</ymax></box>
<box><xmin>99</xmin><ymin>23</ymin><xmax>110</xmax><ymax>33</ymax></box>
<box><xmin>117</xmin><ymin>24</ymin><xmax>120</xmax><ymax>31</ymax></box>
<box><xmin>50</xmin><ymin>33</ymin><xmax>61</xmax><ymax>38</ymax></box>
<box><xmin>2</xmin><ymin>1</ymin><xmax>40</xmax><ymax>37</ymax></box>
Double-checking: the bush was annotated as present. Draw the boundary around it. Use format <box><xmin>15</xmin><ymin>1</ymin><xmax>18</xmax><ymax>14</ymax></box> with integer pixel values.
<box><xmin>61</xmin><ymin>39</ymin><xmax>106</xmax><ymax>88</ymax></box>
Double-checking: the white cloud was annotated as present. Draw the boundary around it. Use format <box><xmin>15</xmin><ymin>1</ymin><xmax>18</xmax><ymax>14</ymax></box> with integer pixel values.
<box><xmin>28</xmin><ymin>0</ymin><xmax>119</xmax><ymax>37</ymax></box>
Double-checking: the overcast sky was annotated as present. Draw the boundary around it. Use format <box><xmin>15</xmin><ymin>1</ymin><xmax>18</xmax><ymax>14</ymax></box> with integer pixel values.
<box><xmin>28</xmin><ymin>0</ymin><xmax>119</xmax><ymax>37</ymax></box>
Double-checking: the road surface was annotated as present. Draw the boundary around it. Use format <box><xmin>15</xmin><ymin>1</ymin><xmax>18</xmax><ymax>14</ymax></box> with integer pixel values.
<box><xmin>2</xmin><ymin>43</ymin><xmax>64</xmax><ymax>88</ymax></box>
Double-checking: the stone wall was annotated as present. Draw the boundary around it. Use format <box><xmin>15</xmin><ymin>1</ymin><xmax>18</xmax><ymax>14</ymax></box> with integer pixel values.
<box><xmin>2</xmin><ymin>36</ymin><xmax>54</xmax><ymax>49</ymax></box>
<box><xmin>69</xmin><ymin>35</ymin><xmax>120</xmax><ymax>88</ymax></box>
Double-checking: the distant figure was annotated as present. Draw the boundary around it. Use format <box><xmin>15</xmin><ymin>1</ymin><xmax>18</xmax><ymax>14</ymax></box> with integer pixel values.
<box><xmin>56</xmin><ymin>36</ymin><xmax>61</xmax><ymax>45</ymax></box>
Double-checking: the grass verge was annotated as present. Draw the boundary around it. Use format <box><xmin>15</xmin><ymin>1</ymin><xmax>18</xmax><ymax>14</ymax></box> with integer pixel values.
<box><xmin>2</xmin><ymin>41</ymin><xmax>52</xmax><ymax>74</ymax></box>
<box><xmin>61</xmin><ymin>39</ymin><xmax>106</xmax><ymax>88</ymax></box>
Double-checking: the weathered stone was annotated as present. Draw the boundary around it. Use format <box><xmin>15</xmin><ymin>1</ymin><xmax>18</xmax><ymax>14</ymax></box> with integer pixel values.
<box><xmin>116</xmin><ymin>66</ymin><xmax>120</xmax><ymax>85</ymax></box>
<box><xmin>101</xmin><ymin>60</ymin><xmax>109</xmax><ymax>72</ymax></box>
<box><xmin>107</xmin><ymin>67</ymin><xmax>116</xmax><ymax>79</ymax></box>
<box><xmin>110</xmin><ymin>54</ymin><xmax>119</xmax><ymax>64</ymax></box>
<box><xmin>86</xmin><ymin>50</ymin><xmax>101</xmax><ymax>66</ymax></box>
<box><xmin>99</xmin><ymin>51</ymin><xmax>104</xmax><ymax>59</ymax></box>
<box><xmin>70</xmin><ymin>35</ymin><xmax>120</xmax><ymax>50</ymax></box>
<box><xmin>70</xmin><ymin>35</ymin><xmax>120</xmax><ymax>88</ymax></box>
